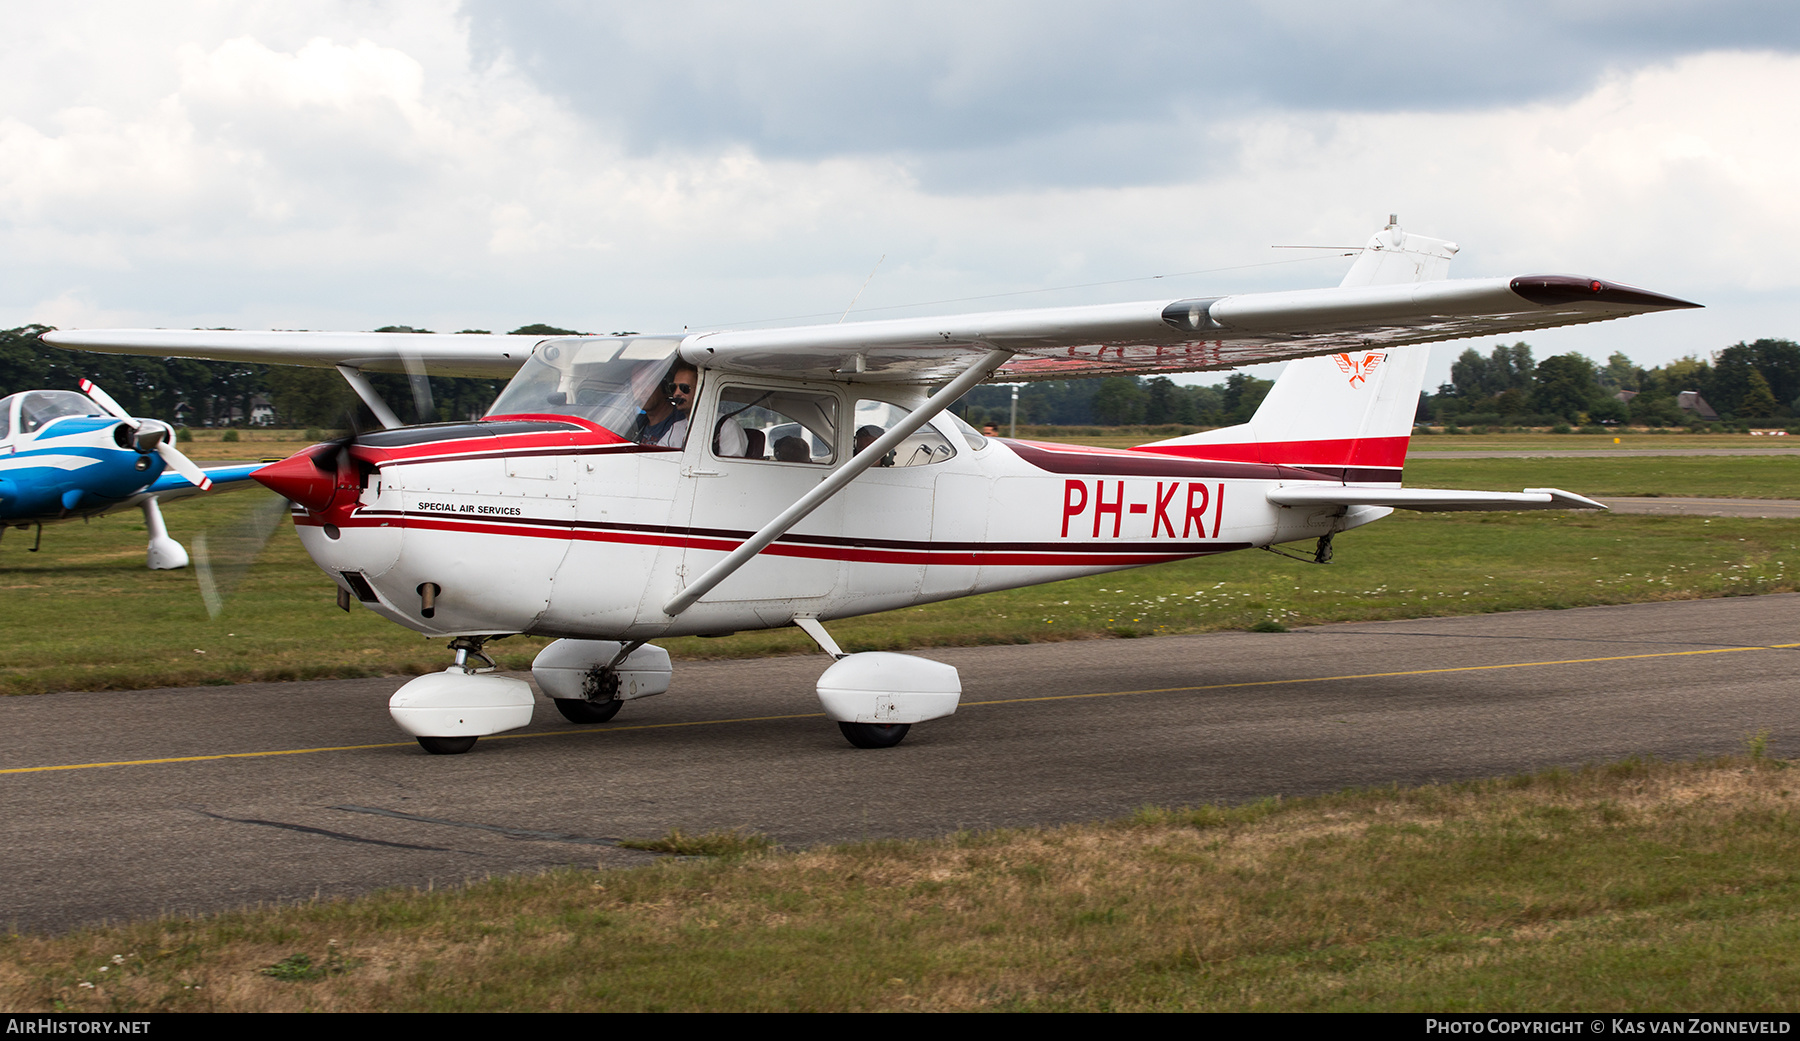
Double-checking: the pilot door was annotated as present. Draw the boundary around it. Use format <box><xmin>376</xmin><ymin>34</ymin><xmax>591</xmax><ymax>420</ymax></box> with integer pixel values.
<box><xmin>674</xmin><ymin>380</ymin><xmax>845</xmax><ymax>607</ymax></box>
<box><xmin>542</xmin><ymin>436</ymin><xmax>685</xmax><ymax>633</ymax></box>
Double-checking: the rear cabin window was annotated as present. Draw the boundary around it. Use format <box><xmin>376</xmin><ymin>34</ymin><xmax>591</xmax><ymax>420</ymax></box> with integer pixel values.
<box><xmin>711</xmin><ymin>387</ymin><xmax>839</xmax><ymax>465</ymax></box>
<box><xmin>852</xmin><ymin>399</ymin><xmax>957</xmax><ymax>467</ymax></box>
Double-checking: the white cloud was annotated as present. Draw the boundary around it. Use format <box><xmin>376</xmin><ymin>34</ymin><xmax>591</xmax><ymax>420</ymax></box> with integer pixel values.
<box><xmin>0</xmin><ymin>6</ymin><xmax>1788</xmax><ymax>386</ymax></box>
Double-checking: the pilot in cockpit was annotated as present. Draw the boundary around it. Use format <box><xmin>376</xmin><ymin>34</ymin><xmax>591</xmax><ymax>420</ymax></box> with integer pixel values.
<box><xmin>635</xmin><ymin>363</ymin><xmax>698</xmax><ymax>448</ymax></box>
<box><xmin>635</xmin><ymin>363</ymin><xmax>751</xmax><ymax>458</ymax></box>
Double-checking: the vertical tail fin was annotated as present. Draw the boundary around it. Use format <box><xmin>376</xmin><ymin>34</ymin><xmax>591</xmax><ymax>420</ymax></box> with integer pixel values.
<box><xmin>1134</xmin><ymin>222</ymin><xmax>1458</xmax><ymax>485</ymax></box>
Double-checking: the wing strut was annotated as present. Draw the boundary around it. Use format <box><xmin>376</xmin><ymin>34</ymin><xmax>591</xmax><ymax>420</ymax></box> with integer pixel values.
<box><xmin>335</xmin><ymin>364</ymin><xmax>405</xmax><ymax>430</ymax></box>
<box><xmin>663</xmin><ymin>348</ymin><xmax>1014</xmax><ymax>617</ymax></box>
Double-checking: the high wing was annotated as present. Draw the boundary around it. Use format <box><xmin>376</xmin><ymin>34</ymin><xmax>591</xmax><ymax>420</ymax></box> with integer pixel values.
<box><xmin>686</xmin><ymin>275</ymin><xmax>1699</xmax><ymax>384</ymax></box>
<box><xmin>41</xmin><ymin>234</ymin><xmax>1699</xmax><ymax>386</ymax></box>
<box><xmin>42</xmin><ymin>330</ymin><xmax>546</xmax><ymax>378</ymax></box>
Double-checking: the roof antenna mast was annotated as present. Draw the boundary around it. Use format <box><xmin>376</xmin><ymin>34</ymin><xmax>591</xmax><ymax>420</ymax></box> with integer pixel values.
<box><xmin>839</xmin><ymin>254</ymin><xmax>886</xmax><ymax>324</ymax></box>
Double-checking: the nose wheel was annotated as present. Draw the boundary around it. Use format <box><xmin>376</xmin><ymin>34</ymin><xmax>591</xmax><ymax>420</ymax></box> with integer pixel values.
<box><xmin>836</xmin><ymin>721</ymin><xmax>911</xmax><ymax>749</ymax></box>
<box><xmin>417</xmin><ymin>735</ymin><xmax>478</xmax><ymax>755</ymax></box>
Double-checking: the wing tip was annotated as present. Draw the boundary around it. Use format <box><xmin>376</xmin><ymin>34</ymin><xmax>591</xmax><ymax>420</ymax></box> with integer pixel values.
<box><xmin>1510</xmin><ymin>275</ymin><xmax>1702</xmax><ymax>311</ymax></box>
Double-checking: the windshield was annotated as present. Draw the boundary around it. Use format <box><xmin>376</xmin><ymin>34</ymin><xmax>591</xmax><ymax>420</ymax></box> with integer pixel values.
<box><xmin>486</xmin><ymin>337</ymin><xmax>686</xmax><ymax>441</ymax></box>
<box><xmin>13</xmin><ymin>390</ymin><xmax>105</xmax><ymax>435</ymax></box>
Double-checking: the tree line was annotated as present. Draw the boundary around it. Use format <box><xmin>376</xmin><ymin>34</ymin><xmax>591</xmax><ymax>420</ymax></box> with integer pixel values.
<box><xmin>957</xmin><ymin>339</ymin><xmax>1800</xmax><ymax>431</ymax></box>
<box><xmin>1424</xmin><ymin>339</ymin><xmax>1800</xmax><ymax>428</ymax></box>
<box><xmin>951</xmin><ymin>373</ymin><xmax>1273</xmax><ymax>429</ymax></box>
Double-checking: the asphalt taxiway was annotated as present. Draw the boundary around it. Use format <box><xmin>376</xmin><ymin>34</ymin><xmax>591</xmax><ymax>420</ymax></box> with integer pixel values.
<box><xmin>3</xmin><ymin>594</ymin><xmax>1796</xmax><ymax>934</ymax></box>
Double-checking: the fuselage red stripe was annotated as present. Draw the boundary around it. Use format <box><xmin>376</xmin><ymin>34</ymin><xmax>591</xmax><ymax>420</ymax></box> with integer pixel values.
<box><xmin>302</xmin><ymin>513</ymin><xmax>1244</xmax><ymax>566</ymax></box>
<box><xmin>1131</xmin><ymin>435</ymin><xmax>1410</xmax><ymax>468</ymax></box>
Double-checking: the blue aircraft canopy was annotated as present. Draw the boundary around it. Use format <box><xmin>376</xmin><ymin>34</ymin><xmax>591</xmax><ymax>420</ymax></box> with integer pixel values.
<box><xmin>1</xmin><ymin>390</ymin><xmax>106</xmax><ymax>440</ymax></box>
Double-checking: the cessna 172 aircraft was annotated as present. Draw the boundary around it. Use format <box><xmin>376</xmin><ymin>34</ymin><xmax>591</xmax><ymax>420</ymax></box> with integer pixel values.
<box><xmin>45</xmin><ymin>224</ymin><xmax>1699</xmax><ymax>753</ymax></box>
<box><xmin>0</xmin><ymin>380</ymin><xmax>261</xmax><ymax>568</ymax></box>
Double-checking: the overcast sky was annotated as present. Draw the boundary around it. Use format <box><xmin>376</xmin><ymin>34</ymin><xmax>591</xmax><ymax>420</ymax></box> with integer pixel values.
<box><xmin>2</xmin><ymin>1</ymin><xmax>1796</xmax><ymax>388</ymax></box>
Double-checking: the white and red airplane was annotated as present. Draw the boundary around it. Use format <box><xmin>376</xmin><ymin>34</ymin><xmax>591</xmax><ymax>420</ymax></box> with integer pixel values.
<box><xmin>45</xmin><ymin>224</ymin><xmax>1699</xmax><ymax>753</ymax></box>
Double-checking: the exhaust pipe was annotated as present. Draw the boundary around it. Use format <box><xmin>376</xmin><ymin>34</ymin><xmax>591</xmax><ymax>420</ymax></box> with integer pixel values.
<box><xmin>418</xmin><ymin>582</ymin><xmax>441</xmax><ymax>619</ymax></box>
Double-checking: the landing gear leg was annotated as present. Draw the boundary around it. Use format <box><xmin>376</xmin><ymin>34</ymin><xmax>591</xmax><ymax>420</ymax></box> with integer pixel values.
<box><xmin>141</xmin><ymin>499</ymin><xmax>189</xmax><ymax>570</ymax></box>
<box><xmin>449</xmin><ymin>634</ymin><xmax>500</xmax><ymax>673</ymax></box>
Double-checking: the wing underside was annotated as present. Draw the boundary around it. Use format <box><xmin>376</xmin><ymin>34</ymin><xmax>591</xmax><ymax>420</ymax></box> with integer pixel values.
<box><xmin>684</xmin><ymin>275</ymin><xmax>1699</xmax><ymax>383</ymax></box>
<box><xmin>41</xmin><ymin>274</ymin><xmax>1698</xmax><ymax>387</ymax></box>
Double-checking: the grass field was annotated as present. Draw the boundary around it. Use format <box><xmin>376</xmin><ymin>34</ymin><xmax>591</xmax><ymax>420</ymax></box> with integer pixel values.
<box><xmin>5</xmin><ymin>754</ymin><xmax>1793</xmax><ymax>1011</ymax></box>
<box><xmin>2</xmin><ymin>452</ymin><xmax>1795</xmax><ymax>694</ymax></box>
<box><xmin>1408</xmin><ymin>432</ymin><xmax>1799</xmax><ymax>453</ymax></box>
<box><xmin>1407</xmin><ymin>455</ymin><xmax>1798</xmax><ymax>499</ymax></box>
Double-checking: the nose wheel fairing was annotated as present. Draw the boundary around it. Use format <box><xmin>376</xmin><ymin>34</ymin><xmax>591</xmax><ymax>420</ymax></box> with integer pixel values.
<box><xmin>388</xmin><ymin>669</ymin><xmax>535</xmax><ymax>747</ymax></box>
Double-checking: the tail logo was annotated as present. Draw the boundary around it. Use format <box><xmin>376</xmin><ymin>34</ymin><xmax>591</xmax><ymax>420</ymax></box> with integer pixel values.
<box><xmin>1334</xmin><ymin>351</ymin><xmax>1386</xmax><ymax>386</ymax></box>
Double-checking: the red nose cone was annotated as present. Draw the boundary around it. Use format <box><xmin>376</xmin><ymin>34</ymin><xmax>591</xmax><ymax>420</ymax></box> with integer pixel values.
<box><xmin>254</xmin><ymin>446</ymin><xmax>340</xmax><ymax>512</ymax></box>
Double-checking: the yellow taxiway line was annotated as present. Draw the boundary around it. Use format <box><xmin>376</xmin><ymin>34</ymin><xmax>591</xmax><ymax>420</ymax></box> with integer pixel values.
<box><xmin>4</xmin><ymin>642</ymin><xmax>1796</xmax><ymax>777</ymax></box>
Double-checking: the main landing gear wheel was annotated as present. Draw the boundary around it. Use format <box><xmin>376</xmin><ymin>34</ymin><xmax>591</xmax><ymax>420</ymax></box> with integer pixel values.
<box><xmin>554</xmin><ymin>698</ymin><xmax>623</xmax><ymax>724</ymax></box>
<box><xmin>417</xmin><ymin>735</ymin><xmax>478</xmax><ymax>755</ymax></box>
<box><xmin>837</xmin><ymin>721</ymin><xmax>910</xmax><ymax>749</ymax></box>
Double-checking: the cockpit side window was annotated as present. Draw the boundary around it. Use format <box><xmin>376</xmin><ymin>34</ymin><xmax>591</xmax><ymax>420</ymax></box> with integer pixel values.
<box><xmin>0</xmin><ymin>393</ymin><xmax>14</xmax><ymax>441</ymax></box>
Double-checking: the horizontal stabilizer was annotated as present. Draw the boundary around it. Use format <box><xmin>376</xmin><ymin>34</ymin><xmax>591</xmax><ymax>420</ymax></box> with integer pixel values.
<box><xmin>1267</xmin><ymin>486</ymin><xmax>1605</xmax><ymax>512</ymax></box>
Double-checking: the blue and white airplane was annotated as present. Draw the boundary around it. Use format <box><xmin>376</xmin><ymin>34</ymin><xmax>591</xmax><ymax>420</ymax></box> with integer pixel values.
<box><xmin>0</xmin><ymin>380</ymin><xmax>263</xmax><ymax>568</ymax></box>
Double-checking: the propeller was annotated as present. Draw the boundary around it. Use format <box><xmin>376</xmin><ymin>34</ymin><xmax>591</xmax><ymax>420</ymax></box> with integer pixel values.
<box><xmin>400</xmin><ymin>349</ymin><xmax>435</xmax><ymax>424</ymax></box>
<box><xmin>193</xmin><ymin>490</ymin><xmax>291</xmax><ymax>619</ymax></box>
<box><xmin>217</xmin><ymin>393</ymin><xmax>372</xmax><ymax>615</ymax></box>
<box><xmin>78</xmin><ymin>378</ymin><xmax>214</xmax><ymax>491</ymax></box>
